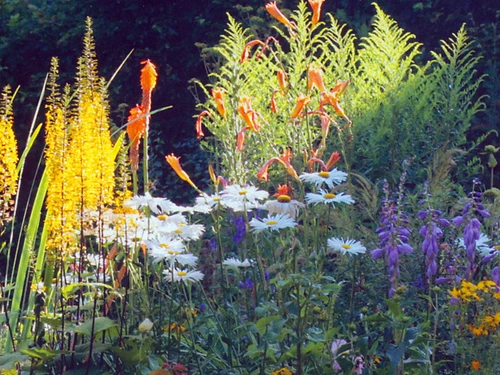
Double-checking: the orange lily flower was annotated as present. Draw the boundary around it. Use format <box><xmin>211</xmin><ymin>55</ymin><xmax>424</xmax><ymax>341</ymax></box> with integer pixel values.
<box><xmin>165</xmin><ymin>154</ymin><xmax>198</xmax><ymax>190</ymax></box>
<box><xmin>274</xmin><ymin>184</ymin><xmax>293</xmax><ymax>199</ymax></box>
<box><xmin>241</xmin><ymin>39</ymin><xmax>267</xmax><ymax>63</ymax></box>
<box><xmin>238</xmin><ymin>96</ymin><xmax>260</xmax><ymax>132</ymax></box>
<box><xmin>308</xmin><ymin>65</ymin><xmax>327</xmax><ymax>92</ymax></box>
<box><xmin>291</xmin><ymin>93</ymin><xmax>311</xmax><ymax>118</ymax></box>
<box><xmin>319</xmin><ymin>80</ymin><xmax>350</xmax><ymax>121</ymax></box>
<box><xmin>307</xmin><ymin>151</ymin><xmax>341</xmax><ymax>171</ymax></box>
<box><xmin>195</xmin><ymin>110</ymin><xmax>211</xmax><ymax>138</ymax></box>
<box><xmin>265</xmin><ymin>2</ymin><xmax>295</xmax><ymax>29</ymax></box>
<box><xmin>308</xmin><ymin>0</ymin><xmax>325</xmax><ymax>27</ymax></box>
<box><xmin>127</xmin><ymin>104</ymin><xmax>147</xmax><ymax>172</ymax></box>
<box><xmin>211</xmin><ymin>87</ymin><xmax>226</xmax><ymax>118</ymax></box>
<box><xmin>277</xmin><ymin>69</ymin><xmax>287</xmax><ymax>91</ymax></box>
<box><xmin>140</xmin><ymin>59</ymin><xmax>157</xmax><ymax>114</ymax></box>
<box><xmin>256</xmin><ymin>149</ymin><xmax>299</xmax><ymax>181</ymax></box>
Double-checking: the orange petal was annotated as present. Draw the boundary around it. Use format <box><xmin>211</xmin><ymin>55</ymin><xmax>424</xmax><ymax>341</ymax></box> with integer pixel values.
<box><xmin>196</xmin><ymin>110</ymin><xmax>210</xmax><ymax>139</ymax></box>
<box><xmin>265</xmin><ymin>2</ymin><xmax>295</xmax><ymax>29</ymax></box>
<box><xmin>140</xmin><ymin>60</ymin><xmax>157</xmax><ymax>94</ymax></box>
<box><xmin>277</xmin><ymin>69</ymin><xmax>287</xmax><ymax>91</ymax></box>
<box><xmin>165</xmin><ymin>154</ymin><xmax>197</xmax><ymax>189</ymax></box>
<box><xmin>291</xmin><ymin>93</ymin><xmax>311</xmax><ymax>118</ymax></box>
<box><xmin>211</xmin><ymin>87</ymin><xmax>227</xmax><ymax>118</ymax></box>
<box><xmin>308</xmin><ymin>0</ymin><xmax>325</xmax><ymax>27</ymax></box>
<box><xmin>127</xmin><ymin>105</ymin><xmax>146</xmax><ymax>171</ymax></box>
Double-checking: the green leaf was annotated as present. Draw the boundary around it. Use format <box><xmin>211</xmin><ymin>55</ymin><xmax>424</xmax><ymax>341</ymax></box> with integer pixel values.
<box><xmin>73</xmin><ymin>317</ymin><xmax>118</xmax><ymax>337</ymax></box>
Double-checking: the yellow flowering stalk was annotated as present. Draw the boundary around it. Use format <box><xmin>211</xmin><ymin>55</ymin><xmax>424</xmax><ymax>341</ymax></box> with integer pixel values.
<box><xmin>44</xmin><ymin>59</ymin><xmax>78</xmax><ymax>254</ymax></box>
<box><xmin>0</xmin><ymin>86</ymin><xmax>18</xmax><ymax>231</ymax></box>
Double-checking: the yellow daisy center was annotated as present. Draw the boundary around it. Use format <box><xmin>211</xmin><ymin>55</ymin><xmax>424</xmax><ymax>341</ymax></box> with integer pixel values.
<box><xmin>341</xmin><ymin>244</ymin><xmax>351</xmax><ymax>249</ymax></box>
<box><xmin>174</xmin><ymin>229</ymin><xmax>183</xmax><ymax>234</ymax></box>
<box><xmin>323</xmin><ymin>193</ymin><xmax>336</xmax><ymax>199</ymax></box>
<box><xmin>266</xmin><ymin>220</ymin><xmax>278</xmax><ymax>225</ymax></box>
<box><xmin>160</xmin><ymin>243</ymin><xmax>170</xmax><ymax>248</ymax></box>
<box><xmin>238</xmin><ymin>190</ymin><xmax>247</xmax><ymax>195</ymax></box>
<box><xmin>318</xmin><ymin>171</ymin><xmax>330</xmax><ymax>178</ymax></box>
<box><xmin>157</xmin><ymin>215</ymin><xmax>167</xmax><ymax>220</ymax></box>
<box><xmin>213</xmin><ymin>197</ymin><xmax>221</xmax><ymax>201</ymax></box>
<box><xmin>168</xmin><ymin>250</ymin><xmax>180</xmax><ymax>255</ymax></box>
<box><xmin>277</xmin><ymin>194</ymin><xmax>291</xmax><ymax>203</ymax></box>
<box><xmin>177</xmin><ymin>271</ymin><xmax>187</xmax><ymax>277</ymax></box>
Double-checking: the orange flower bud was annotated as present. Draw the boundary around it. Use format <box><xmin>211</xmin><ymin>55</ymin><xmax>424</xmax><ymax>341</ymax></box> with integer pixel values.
<box><xmin>211</xmin><ymin>87</ymin><xmax>226</xmax><ymax>118</ymax></box>
<box><xmin>308</xmin><ymin>0</ymin><xmax>325</xmax><ymax>27</ymax></box>
<box><xmin>195</xmin><ymin>110</ymin><xmax>210</xmax><ymax>139</ymax></box>
<box><xmin>165</xmin><ymin>154</ymin><xmax>198</xmax><ymax>190</ymax></box>
<box><xmin>291</xmin><ymin>93</ymin><xmax>311</xmax><ymax>118</ymax></box>
<box><xmin>236</xmin><ymin>128</ymin><xmax>247</xmax><ymax>151</ymax></box>
<box><xmin>265</xmin><ymin>2</ymin><xmax>295</xmax><ymax>29</ymax></box>
<box><xmin>325</xmin><ymin>151</ymin><xmax>341</xmax><ymax>170</ymax></box>
<box><xmin>308</xmin><ymin>65</ymin><xmax>327</xmax><ymax>92</ymax></box>
<box><xmin>277</xmin><ymin>69</ymin><xmax>287</xmax><ymax>91</ymax></box>
<box><xmin>270</xmin><ymin>90</ymin><xmax>279</xmax><ymax>113</ymax></box>
<box><xmin>140</xmin><ymin>60</ymin><xmax>157</xmax><ymax>96</ymax></box>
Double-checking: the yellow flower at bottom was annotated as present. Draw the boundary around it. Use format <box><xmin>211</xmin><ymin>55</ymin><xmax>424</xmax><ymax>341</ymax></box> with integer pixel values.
<box><xmin>272</xmin><ymin>368</ymin><xmax>293</xmax><ymax>375</ymax></box>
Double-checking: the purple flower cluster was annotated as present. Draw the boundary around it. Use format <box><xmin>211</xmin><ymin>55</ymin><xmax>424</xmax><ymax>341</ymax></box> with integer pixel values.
<box><xmin>451</xmin><ymin>179</ymin><xmax>490</xmax><ymax>279</ymax></box>
<box><xmin>418</xmin><ymin>206</ymin><xmax>450</xmax><ymax>281</ymax></box>
<box><xmin>371</xmin><ymin>179</ymin><xmax>413</xmax><ymax>297</ymax></box>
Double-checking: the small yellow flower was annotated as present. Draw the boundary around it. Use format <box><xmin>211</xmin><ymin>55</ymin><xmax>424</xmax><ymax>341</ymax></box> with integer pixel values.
<box><xmin>272</xmin><ymin>368</ymin><xmax>293</xmax><ymax>375</ymax></box>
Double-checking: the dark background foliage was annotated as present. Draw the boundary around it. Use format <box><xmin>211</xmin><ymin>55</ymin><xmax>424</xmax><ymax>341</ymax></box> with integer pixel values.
<box><xmin>0</xmin><ymin>0</ymin><xmax>498</xmax><ymax>201</ymax></box>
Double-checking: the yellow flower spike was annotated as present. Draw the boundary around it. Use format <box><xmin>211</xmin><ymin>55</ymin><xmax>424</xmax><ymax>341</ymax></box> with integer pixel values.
<box><xmin>291</xmin><ymin>93</ymin><xmax>311</xmax><ymax>118</ymax></box>
<box><xmin>308</xmin><ymin>0</ymin><xmax>325</xmax><ymax>27</ymax></box>
<box><xmin>265</xmin><ymin>2</ymin><xmax>295</xmax><ymax>30</ymax></box>
<box><xmin>166</xmin><ymin>153</ymin><xmax>198</xmax><ymax>191</ymax></box>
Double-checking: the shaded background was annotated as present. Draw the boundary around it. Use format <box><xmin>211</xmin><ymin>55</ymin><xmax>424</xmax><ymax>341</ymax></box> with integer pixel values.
<box><xmin>1</xmin><ymin>0</ymin><xmax>498</xmax><ymax>201</ymax></box>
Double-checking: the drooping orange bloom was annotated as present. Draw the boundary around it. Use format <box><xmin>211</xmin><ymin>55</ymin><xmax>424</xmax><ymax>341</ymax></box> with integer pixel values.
<box><xmin>165</xmin><ymin>154</ymin><xmax>198</xmax><ymax>190</ymax></box>
<box><xmin>211</xmin><ymin>87</ymin><xmax>226</xmax><ymax>118</ymax></box>
<box><xmin>291</xmin><ymin>93</ymin><xmax>311</xmax><ymax>118</ymax></box>
<box><xmin>127</xmin><ymin>104</ymin><xmax>147</xmax><ymax>171</ymax></box>
<box><xmin>241</xmin><ymin>39</ymin><xmax>266</xmax><ymax>63</ymax></box>
<box><xmin>238</xmin><ymin>95</ymin><xmax>260</xmax><ymax>131</ymax></box>
<box><xmin>140</xmin><ymin>59</ymin><xmax>157</xmax><ymax>114</ymax></box>
<box><xmin>257</xmin><ymin>149</ymin><xmax>299</xmax><ymax>181</ymax></box>
<box><xmin>195</xmin><ymin>110</ymin><xmax>211</xmax><ymax>138</ymax></box>
<box><xmin>319</xmin><ymin>80</ymin><xmax>350</xmax><ymax>121</ymax></box>
<box><xmin>277</xmin><ymin>69</ymin><xmax>287</xmax><ymax>91</ymax></box>
<box><xmin>308</xmin><ymin>0</ymin><xmax>325</xmax><ymax>27</ymax></box>
<box><xmin>308</xmin><ymin>65</ymin><xmax>327</xmax><ymax>92</ymax></box>
<box><xmin>265</xmin><ymin>2</ymin><xmax>295</xmax><ymax>29</ymax></box>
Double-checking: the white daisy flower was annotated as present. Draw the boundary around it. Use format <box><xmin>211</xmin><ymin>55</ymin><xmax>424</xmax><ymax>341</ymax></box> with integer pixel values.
<box><xmin>222</xmin><ymin>257</ymin><xmax>252</xmax><ymax>268</ymax></box>
<box><xmin>299</xmin><ymin>168</ymin><xmax>348</xmax><ymax>189</ymax></box>
<box><xmin>193</xmin><ymin>193</ymin><xmax>223</xmax><ymax>213</ymax></box>
<box><xmin>163</xmin><ymin>268</ymin><xmax>204</xmax><ymax>284</ymax></box>
<box><xmin>138</xmin><ymin>318</ymin><xmax>154</xmax><ymax>332</ymax></box>
<box><xmin>159</xmin><ymin>222</ymin><xmax>205</xmax><ymax>241</ymax></box>
<box><xmin>146</xmin><ymin>237</ymin><xmax>186</xmax><ymax>263</ymax></box>
<box><xmin>221</xmin><ymin>184</ymin><xmax>269</xmax><ymax>212</ymax></box>
<box><xmin>265</xmin><ymin>196</ymin><xmax>304</xmax><ymax>219</ymax></box>
<box><xmin>305</xmin><ymin>190</ymin><xmax>354</xmax><ymax>206</ymax></box>
<box><xmin>456</xmin><ymin>233</ymin><xmax>494</xmax><ymax>256</ymax></box>
<box><xmin>249</xmin><ymin>213</ymin><xmax>297</xmax><ymax>233</ymax></box>
<box><xmin>124</xmin><ymin>192</ymin><xmax>179</xmax><ymax>214</ymax></box>
<box><xmin>327</xmin><ymin>237</ymin><xmax>366</xmax><ymax>255</ymax></box>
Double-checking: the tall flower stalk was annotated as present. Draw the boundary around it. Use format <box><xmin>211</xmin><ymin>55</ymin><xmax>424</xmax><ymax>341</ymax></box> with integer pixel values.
<box><xmin>371</xmin><ymin>176</ymin><xmax>413</xmax><ymax>297</ymax></box>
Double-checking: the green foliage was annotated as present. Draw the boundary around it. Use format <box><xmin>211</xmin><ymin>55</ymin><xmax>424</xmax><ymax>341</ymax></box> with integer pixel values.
<box><xmin>195</xmin><ymin>1</ymin><xmax>485</xmax><ymax>185</ymax></box>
